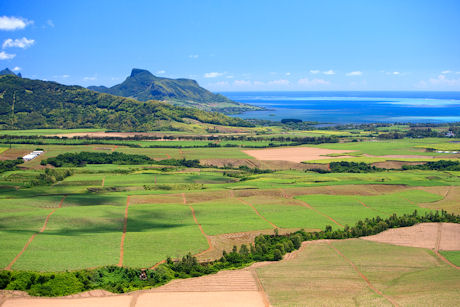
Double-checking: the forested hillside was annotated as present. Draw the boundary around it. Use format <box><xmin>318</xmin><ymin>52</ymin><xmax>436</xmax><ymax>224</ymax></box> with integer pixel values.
<box><xmin>0</xmin><ymin>75</ymin><xmax>253</xmax><ymax>130</ymax></box>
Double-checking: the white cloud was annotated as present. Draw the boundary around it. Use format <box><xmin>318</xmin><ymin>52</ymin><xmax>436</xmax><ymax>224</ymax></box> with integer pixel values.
<box><xmin>156</xmin><ymin>70</ymin><xmax>166</xmax><ymax>74</ymax></box>
<box><xmin>204</xmin><ymin>72</ymin><xmax>224</xmax><ymax>78</ymax></box>
<box><xmin>234</xmin><ymin>80</ymin><xmax>252</xmax><ymax>86</ymax></box>
<box><xmin>428</xmin><ymin>74</ymin><xmax>460</xmax><ymax>86</ymax></box>
<box><xmin>0</xmin><ymin>51</ymin><xmax>15</xmax><ymax>60</ymax></box>
<box><xmin>298</xmin><ymin>78</ymin><xmax>330</xmax><ymax>86</ymax></box>
<box><xmin>2</xmin><ymin>37</ymin><xmax>35</xmax><ymax>49</ymax></box>
<box><xmin>83</xmin><ymin>76</ymin><xmax>97</xmax><ymax>81</ymax></box>
<box><xmin>268</xmin><ymin>79</ymin><xmax>290</xmax><ymax>86</ymax></box>
<box><xmin>346</xmin><ymin>71</ymin><xmax>362</xmax><ymax>76</ymax></box>
<box><xmin>226</xmin><ymin>75</ymin><xmax>234</xmax><ymax>79</ymax></box>
<box><xmin>285</xmin><ymin>72</ymin><xmax>291</xmax><ymax>76</ymax></box>
<box><xmin>323</xmin><ymin>70</ymin><xmax>335</xmax><ymax>75</ymax></box>
<box><xmin>12</xmin><ymin>66</ymin><xmax>21</xmax><ymax>71</ymax></box>
<box><xmin>309</xmin><ymin>70</ymin><xmax>320</xmax><ymax>74</ymax></box>
<box><xmin>0</xmin><ymin>16</ymin><xmax>33</xmax><ymax>31</ymax></box>
<box><xmin>188</xmin><ymin>54</ymin><xmax>199</xmax><ymax>59</ymax></box>
<box><xmin>53</xmin><ymin>74</ymin><xmax>70</xmax><ymax>79</ymax></box>
<box><xmin>47</xmin><ymin>20</ymin><xmax>55</xmax><ymax>28</ymax></box>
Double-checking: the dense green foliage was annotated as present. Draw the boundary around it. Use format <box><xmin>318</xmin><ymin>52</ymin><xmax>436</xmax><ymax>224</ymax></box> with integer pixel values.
<box><xmin>0</xmin><ymin>158</ymin><xmax>23</xmax><ymax>173</ymax></box>
<box><xmin>0</xmin><ymin>75</ymin><xmax>253</xmax><ymax>130</ymax></box>
<box><xmin>41</xmin><ymin>151</ymin><xmax>201</xmax><ymax>168</ymax></box>
<box><xmin>42</xmin><ymin>152</ymin><xmax>153</xmax><ymax>167</ymax></box>
<box><xmin>88</xmin><ymin>68</ymin><xmax>261</xmax><ymax>114</ymax></box>
<box><xmin>1</xmin><ymin>209</ymin><xmax>457</xmax><ymax>297</ymax></box>
<box><xmin>31</xmin><ymin>168</ymin><xmax>74</xmax><ymax>186</ymax></box>
<box><xmin>402</xmin><ymin>160</ymin><xmax>460</xmax><ymax>171</ymax></box>
<box><xmin>329</xmin><ymin>161</ymin><xmax>382</xmax><ymax>173</ymax></box>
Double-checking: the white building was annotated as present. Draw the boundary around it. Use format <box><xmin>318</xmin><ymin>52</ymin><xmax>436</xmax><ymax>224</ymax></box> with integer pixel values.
<box><xmin>22</xmin><ymin>150</ymin><xmax>44</xmax><ymax>161</ymax></box>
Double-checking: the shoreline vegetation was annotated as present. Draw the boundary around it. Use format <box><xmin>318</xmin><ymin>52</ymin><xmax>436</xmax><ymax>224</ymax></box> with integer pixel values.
<box><xmin>1</xmin><ymin>210</ymin><xmax>458</xmax><ymax>297</ymax></box>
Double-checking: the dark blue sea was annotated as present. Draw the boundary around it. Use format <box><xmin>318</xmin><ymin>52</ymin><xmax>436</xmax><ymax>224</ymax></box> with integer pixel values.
<box><xmin>221</xmin><ymin>91</ymin><xmax>460</xmax><ymax>124</ymax></box>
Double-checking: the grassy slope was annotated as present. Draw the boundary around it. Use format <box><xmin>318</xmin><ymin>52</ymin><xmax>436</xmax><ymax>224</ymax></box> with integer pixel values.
<box><xmin>257</xmin><ymin>239</ymin><xmax>460</xmax><ymax>307</ymax></box>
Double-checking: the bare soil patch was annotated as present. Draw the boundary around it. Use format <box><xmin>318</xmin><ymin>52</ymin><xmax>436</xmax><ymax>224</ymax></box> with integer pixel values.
<box><xmin>0</xmin><ymin>148</ymin><xmax>30</xmax><ymax>161</ymax></box>
<box><xmin>362</xmin><ymin>222</ymin><xmax>460</xmax><ymax>251</ymax></box>
<box><xmin>243</xmin><ymin>147</ymin><xmax>354</xmax><ymax>163</ymax></box>
<box><xmin>201</xmin><ymin>158</ymin><xmax>329</xmax><ymax>171</ymax></box>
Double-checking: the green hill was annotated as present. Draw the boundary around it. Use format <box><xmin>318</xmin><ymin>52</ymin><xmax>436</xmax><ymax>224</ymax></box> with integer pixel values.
<box><xmin>88</xmin><ymin>68</ymin><xmax>262</xmax><ymax>114</ymax></box>
<box><xmin>0</xmin><ymin>75</ymin><xmax>253</xmax><ymax>131</ymax></box>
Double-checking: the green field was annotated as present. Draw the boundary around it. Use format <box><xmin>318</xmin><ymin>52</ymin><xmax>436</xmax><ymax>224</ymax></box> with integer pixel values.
<box><xmin>0</xmin><ymin>129</ymin><xmax>459</xmax><ymax>304</ymax></box>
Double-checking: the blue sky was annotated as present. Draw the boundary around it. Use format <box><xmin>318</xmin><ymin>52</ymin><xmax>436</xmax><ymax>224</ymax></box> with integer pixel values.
<box><xmin>1</xmin><ymin>0</ymin><xmax>460</xmax><ymax>91</ymax></box>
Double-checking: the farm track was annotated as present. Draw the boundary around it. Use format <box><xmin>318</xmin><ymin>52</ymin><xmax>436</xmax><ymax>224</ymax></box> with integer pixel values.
<box><xmin>118</xmin><ymin>196</ymin><xmax>130</xmax><ymax>267</ymax></box>
<box><xmin>433</xmin><ymin>223</ymin><xmax>459</xmax><ymax>270</ymax></box>
<box><xmin>185</xmin><ymin>193</ymin><xmax>214</xmax><ymax>258</ymax></box>
<box><xmin>326</xmin><ymin>241</ymin><xmax>399</xmax><ymax>307</ymax></box>
<box><xmin>296</xmin><ymin>199</ymin><xmax>344</xmax><ymax>227</ymax></box>
<box><xmin>236</xmin><ymin>197</ymin><xmax>278</xmax><ymax>229</ymax></box>
<box><xmin>4</xmin><ymin>196</ymin><xmax>66</xmax><ymax>270</ymax></box>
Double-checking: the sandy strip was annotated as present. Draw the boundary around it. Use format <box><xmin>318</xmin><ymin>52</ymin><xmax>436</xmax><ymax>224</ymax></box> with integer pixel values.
<box><xmin>243</xmin><ymin>147</ymin><xmax>354</xmax><ymax>163</ymax></box>
<box><xmin>2</xmin><ymin>296</ymin><xmax>132</xmax><ymax>307</ymax></box>
<box><xmin>136</xmin><ymin>291</ymin><xmax>265</xmax><ymax>307</ymax></box>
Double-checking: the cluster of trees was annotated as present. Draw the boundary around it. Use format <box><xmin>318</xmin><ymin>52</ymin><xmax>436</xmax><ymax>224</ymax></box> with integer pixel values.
<box><xmin>0</xmin><ymin>158</ymin><xmax>23</xmax><ymax>173</ymax></box>
<box><xmin>31</xmin><ymin>169</ymin><xmax>74</xmax><ymax>186</ymax></box>
<box><xmin>0</xmin><ymin>75</ymin><xmax>253</xmax><ymax>130</ymax></box>
<box><xmin>402</xmin><ymin>160</ymin><xmax>460</xmax><ymax>171</ymax></box>
<box><xmin>328</xmin><ymin>161</ymin><xmax>383</xmax><ymax>173</ymax></box>
<box><xmin>0</xmin><ymin>209</ymin><xmax>458</xmax><ymax>296</ymax></box>
<box><xmin>41</xmin><ymin>152</ymin><xmax>201</xmax><ymax>168</ymax></box>
<box><xmin>378</xmin><ymin>127</ymin><xmax>458</xmax><ymax>139</ymax></box>
<box><xmin>42</xmin><ymin>152</ymin><xmax>153</xmax><ymax>167</ymax></box>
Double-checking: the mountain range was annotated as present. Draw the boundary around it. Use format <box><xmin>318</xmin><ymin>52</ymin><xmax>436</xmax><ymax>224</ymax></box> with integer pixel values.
<box><xmin>0</xmin><ymin>74</ymin><xmax>253</xmax><ymax>131</ymax></box>
<box><xmin>88</xmin><ymin>69</ymin><xmax>261</xmax><ymax>114</ymax></box>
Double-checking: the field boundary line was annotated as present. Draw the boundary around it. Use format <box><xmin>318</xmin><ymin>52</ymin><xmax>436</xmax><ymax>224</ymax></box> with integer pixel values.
<box><xmin>5</xmin><ymin>196</ymin><xmax>66</xmax><ymax>270</ymax></box>
<box><xmin>118</xmin><ymin>195</ymin><xmax>130</xmax><ymax>267</ymax></box>
<box><xmin>357</xmin><ymin>200</ymin><xmax>386</xmax><ymax>215</ymax></box>
<box><xmin>189</xmin><ymin>204</ymin><xmax>213</xmax><ymax>257</ymax></box>
<box><xmin>326</xmin><ymin>241</ymin><xmax>399</xmax><ymax>307</ymax></box>
<box><xmin>433</xmin><ymin>223</ymin><xmax>459</xmax><ymax>270</ymax></box>
<box><xmin>183</xmin><ymin>193</ymin><xmax>213</xmax><ymax>257</ymax></box>
<box><xmin>236</xmin><ymin>197</ymin><xmax>278</xmax><ymax>229</ymax></box>
<box><xmin>296</xmin><ymin>199</ymin><xmax>344</xmax><ymax>227</ymax></box>
<box><xmin>251</xmin><ymin>268</ymin><xmax>271</xmax><ymax>307</ymax></box>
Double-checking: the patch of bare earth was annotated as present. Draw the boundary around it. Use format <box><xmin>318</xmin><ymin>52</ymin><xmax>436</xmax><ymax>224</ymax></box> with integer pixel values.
<box><xmin>0</xmin><ymin>148</ymin><xmax>30</xmax><ymax>161</ymax></box>
<box><xmin>201</xmin><ymin>158</ymin><xmax>329</xmax><ymax>171</ymax></box>
<box><xmin>243</xmin><ymin>147</ymin><xmax>355</xmax><ymax>163</ymax></box>
<box><xmin>196</xmin><ymin>228</ymin><xmax>306</xmax><ymax>262</ymax></box>
<box><xmin>362</xmin><ymin>222</ymin><xmax>460</xmax><ymax>251</ymax></box>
